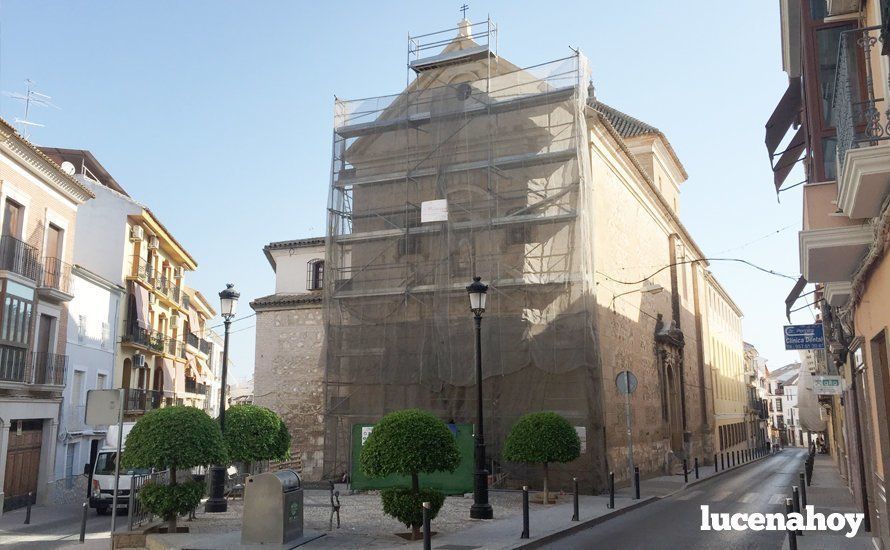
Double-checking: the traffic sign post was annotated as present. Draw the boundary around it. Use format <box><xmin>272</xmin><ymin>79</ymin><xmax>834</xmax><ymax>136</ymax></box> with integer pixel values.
<box><xmin>616</xmin><ymin>371</ymin><xmax>638</xmax><ymax>487</ymax></box>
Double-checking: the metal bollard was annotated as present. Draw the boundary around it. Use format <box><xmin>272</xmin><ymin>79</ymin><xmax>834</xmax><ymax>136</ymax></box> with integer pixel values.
<box><xmin>694</xmin><ymin>457</ymin><xmax>699</xmax><ymax>479</ymax></box>
<box><xmin>422</xmin><ymin>502</ymin><xmax>431</xmax><ymax>550</ymax></box>
<box><xmin>521</xmin><ymin>486</ymin><xmax>530</xmax><ymax>539</ymax></box>
<box><xmin>24</xmin><ymin>492</ymin><xmax>32</xmax><ymax>524</ymax></box>
<box><xmin>683</xmin><ymin>459</ymin><xmax>688</xmax><ymax>483</ymax></box>
<box><xmin>799</xmin><ymin>473</ymin><xmax>807</xmax><ymax>509</ymax></box>
<box><xmin>634</xmin><ymin>467</ymin><xmax>641</xmax><ymax>500</ymax></box>
<box><xmin>786</xmin><ymin>498</ymin><xmax>798</xmax><ymax>550</ymax></box>
<box><xmin>792</xmin><ymin>486</ymin><xmax>803</xmax><ymax>536</ymax></box>
<box><xmin>608</xmin><ymin>472</ymin><xmax>615</xmax><ymax>509</ymax></box>
<box><xmin>714</xmin><ymin>453</ymin><xmax>718</xmax><ymax>472</ymax></box>
<box><xmin>572</xmin><ymin>477</ymin><xmax>579</xmax><ymax>521</ymax></box>
<box><xmin>80</xmin><ymin>502</ymin><xmax>88</xmax><ymax>543</ymax></box>
<box><xmin>721</xmin><ymin>453</ymin><xmax>725</xmax><ymax>470</ymax></box>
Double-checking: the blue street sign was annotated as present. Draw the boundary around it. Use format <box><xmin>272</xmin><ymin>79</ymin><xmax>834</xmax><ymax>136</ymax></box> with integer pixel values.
<box><xmin>783</xmin><ymin>324</ymin><xmax>825</xmax><ymax>350</ymax></box>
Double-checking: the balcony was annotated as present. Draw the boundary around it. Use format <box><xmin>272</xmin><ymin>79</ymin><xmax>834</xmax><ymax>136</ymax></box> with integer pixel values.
<box><xmin>824</xmin><ymin>281</ymin><xmax>853</xmax><ymax>307</ymax></box>
<box><xmin>834</xmin><ymin>25</ymin><xmax>890</xmax><ymax>220</ymax></box>
<box><xmin>186</xmin><ymin>333</ymin><xmax>212</xmax><ymax>356</ymax></box>
<box><xmin>0</xmin><ymin>235</ymin><xmax>41</xmax><ymax>282</ymax></box>
<box><xmin>166</xmin><ymin>338</ymin><xmax>187</xmax><ymax>359</ymax></box>
<box><xmin>184</xmin><ymin>378</ymin><xmax>209</xmax><ymax>396</ymax></box>
<box><xmin>129</xmin><ymin>257</ymin><xmax>186</xmax><ymax>308</ymax></box>
<box><xmin>0</xmin><ymin>345</ymin><xmax>66</xmax><ymax>386</ymax></box>
<box><xmin>124</xmin><ymin>388</ymin><xmax>163</xmax><ymax>413</ymax></box>
<box><xmin>121</xmin><ymin>322</ymin><xmax>166</xmax><ymax>353</ymax></box>
<box><xmin>799</xmin><ymin>181</ymin><xmax>872</xmax><ymax>282</ymax></box>
<box><xmin>37</xmin><ymin>256</ymin><xmax>73</xmax><ymax>302</ymax></box>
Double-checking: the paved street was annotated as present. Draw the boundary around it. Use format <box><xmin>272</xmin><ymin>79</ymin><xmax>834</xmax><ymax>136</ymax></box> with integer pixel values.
<box><xmin>547</xmin><ymin>449</ymin><xmax>807</xmax><ymax>550</ymax></box>
<box><xmin>0</xmin><ymin>502</ymin><xmax>113</xmax><ymax>548</ymax></box>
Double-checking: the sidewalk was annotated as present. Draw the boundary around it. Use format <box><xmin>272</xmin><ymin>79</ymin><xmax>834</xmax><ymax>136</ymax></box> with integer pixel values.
<box><xmin>144</xmin><ymin>451</ymin><xmax>772</xmax><ymax>550</ymax></box>
<box><xmin>0</xmin><ymin>501</ymin><xmax>114</xmax><ymax>548</ymax></box>
<box><xmin>782</xmin><ymin>453</ymin><xmax>873</xmax><ymax>549</ymax></box>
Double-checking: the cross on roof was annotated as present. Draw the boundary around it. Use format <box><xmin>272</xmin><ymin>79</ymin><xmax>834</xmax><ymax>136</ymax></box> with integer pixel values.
<box><xmin>460</xmin><ymin>4</ymin><xmax>469</xmax><ymax>19</ymax></box>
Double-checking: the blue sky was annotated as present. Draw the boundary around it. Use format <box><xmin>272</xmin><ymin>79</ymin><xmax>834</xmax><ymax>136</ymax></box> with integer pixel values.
<box><xmin>0</xmin><ymin>1</ymin><xmax>809</xmax><ymax>380</ymax></box>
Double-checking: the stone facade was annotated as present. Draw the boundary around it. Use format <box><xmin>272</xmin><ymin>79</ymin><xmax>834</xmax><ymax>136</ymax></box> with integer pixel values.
<box><xmin>251</xmin><ymin>239</ymin><xmax>326</xmax><ymax>480</ymax></box>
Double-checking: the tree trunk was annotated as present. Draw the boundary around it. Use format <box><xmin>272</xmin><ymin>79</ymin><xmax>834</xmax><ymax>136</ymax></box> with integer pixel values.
<box><xmin>411</xmin><ymin>472</ymin><xmax>420</xmax><ymax>539</ymax></box>
<box><xmin>543</xmin><ymin>462</ymin><xmax>549</xmax><ymax>505</ymax></box>
<box><xmin>167</xmin><ymin>465</ymin><xmax>177</xmax><ymax>533</ymax></box>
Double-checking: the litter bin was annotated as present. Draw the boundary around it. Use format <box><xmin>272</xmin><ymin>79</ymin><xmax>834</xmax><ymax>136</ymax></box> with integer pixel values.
<box><xmin>241</xmin><ymin>469</ymin><xmax>303</xmax><ymax>545</ymax></box>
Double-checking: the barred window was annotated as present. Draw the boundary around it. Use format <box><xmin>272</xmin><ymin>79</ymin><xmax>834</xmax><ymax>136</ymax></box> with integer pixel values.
<box><xmin>307</xmin><ymin>259</ymin><xmax>324</xmax><ymax>290</ymax></box>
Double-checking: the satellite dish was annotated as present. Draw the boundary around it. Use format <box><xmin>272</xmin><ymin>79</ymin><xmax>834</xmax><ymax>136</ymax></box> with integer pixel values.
<box><xmin>59</xmin><ymin>161</ymin><xmax>76</xmax><ymax>176</ymax></box>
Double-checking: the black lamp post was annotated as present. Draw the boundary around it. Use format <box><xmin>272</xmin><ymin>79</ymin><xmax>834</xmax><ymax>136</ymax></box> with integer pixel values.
<box><xmin>467</xmin><ymin>276</ymin><xmax>493</xmax><ymax>520</ymax></box>
<box><xmin>205</xmin><ymin>283</ymin><xmax>239</xmax><ymax>513</ymax></box>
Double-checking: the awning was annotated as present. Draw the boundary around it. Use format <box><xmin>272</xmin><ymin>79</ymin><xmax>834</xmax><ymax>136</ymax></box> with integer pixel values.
<box><xmin>773</xmin><ymin>125</ymin><xmax>806</xmax><ymax>191</ymax></box>
<box><xmin>785</xmin><ymin>275</ymin><xmax>808</xmax><ymax>322</ymax></box>
<box><xmin>132</xmin><ymin>281</ymin><xmax>150</xmax><ymax>329</ymax></box>
<box><xmin>174</xmin><ymin>359</ymin><xmax>185</xmax><ymax>394</ymax></box>
<box><xmin>187</xmin><ymin>306</ymin><xmax>201</xmax><ymax>335</ymax></box>
<box><xmin>765</xmin><ymin>77</ymin><xmax>802</xmax><ymax>157</ymax></box>
<box><xmin>161</xmin><ymin>357</ymin><xmax>175</xmax><ymax>393</ymax></box>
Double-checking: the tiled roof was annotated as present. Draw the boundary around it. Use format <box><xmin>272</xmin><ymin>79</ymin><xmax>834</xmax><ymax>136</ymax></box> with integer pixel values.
<box><xmin>250</xmin><ymin>293</ymin><xmax>322</xmax><ymax>310</ymax></box>
<box><xmin>590</xmin><ymin>100</ymin><xmax>659</xmax><ymax>138</ymax></box>
<box><xmin>266</xmin><ymin>237</ymin><xmax>325</xmax><ymax>250</ymax></box>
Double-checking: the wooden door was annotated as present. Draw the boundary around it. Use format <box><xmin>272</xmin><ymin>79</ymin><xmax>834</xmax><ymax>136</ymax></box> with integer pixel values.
<box><xmin>3</xmin><ymin>200</ymin><xmax>22</xmax><ymax>238</ymax></box>
<box><xmin>3</xmin><ymin>420</ymin><xmax>42</xmax><ymax>511</ymax></box>
<box><xmin>33</xmin><ymin>315</ymin><xmax>55</xmax><ymax>384</ymax></box>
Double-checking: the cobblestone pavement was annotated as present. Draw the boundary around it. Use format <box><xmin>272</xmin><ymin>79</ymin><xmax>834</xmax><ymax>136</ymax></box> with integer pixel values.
<box><xmin>176</xmin><ymin>489</ymin><xmax>526</xmax><ymax>548</ymax></box>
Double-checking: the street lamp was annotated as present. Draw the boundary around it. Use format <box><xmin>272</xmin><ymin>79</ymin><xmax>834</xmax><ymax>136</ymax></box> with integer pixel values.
<box><xmin>467</xmin><ymin>276</ymin><xmax>493</xmax><ymax>520</ymax></box>
<box><xmin>205</xmin><ymin>283</ymin><xmax>239</xmax><ymax>513</ymax></box>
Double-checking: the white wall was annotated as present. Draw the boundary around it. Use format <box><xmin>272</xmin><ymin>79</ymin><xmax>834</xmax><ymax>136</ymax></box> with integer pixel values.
<box><xmin>270</xmin><ymin>245</ymin><xmax>325</xmax><ymax>294</ymax></box>
<box><xmin>71</xmin><ymin>177</ymin><xmax>140</xmax><ymax>284</ymax></box>
<box><xmin>53</xmin><ymin>268</ymin><xmax>122</xmax><ymax>485</ymax></box>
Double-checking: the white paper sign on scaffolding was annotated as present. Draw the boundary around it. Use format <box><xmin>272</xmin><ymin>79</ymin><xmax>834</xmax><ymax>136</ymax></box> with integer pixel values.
<box><xmin>421</xmin><ymin>199</ymin><xmax>448</xmax><ymax>223</ymax></box>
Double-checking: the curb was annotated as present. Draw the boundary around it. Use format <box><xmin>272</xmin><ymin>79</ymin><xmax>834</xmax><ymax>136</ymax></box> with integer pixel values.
<box><xmin>512</xmin><ymin>452</ymin><xmax>777</xmax><ymax>548</ymax></box>
<box><xmin>510</xmin><ymin>496</ymin><xmax>659</xmax><ymax>549</ymax></box>
<box><xmin>679</xmin><ymin>452</ymin><xmax>773</xmax><ymax>493</ymax></box>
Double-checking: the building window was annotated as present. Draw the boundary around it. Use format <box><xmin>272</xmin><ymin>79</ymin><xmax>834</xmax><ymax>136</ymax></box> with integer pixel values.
<box><xmin>1</xmin><ymin>280</ymin><xmax>33</xmax><ymax>346</ymax></box>
<box><xmin>72</xmin><ymin>370</ymin><xmax>85</xmax><ymax>405</ymax></box>
<box><xmin>97</xmin><ymin>373</ymin><xmax>107</xmax><ymax>390</ymax></box>
<box><xmin>307</xmin><ymin>259</ymin><xmax>324</xmax><ymax>290</ymax></box>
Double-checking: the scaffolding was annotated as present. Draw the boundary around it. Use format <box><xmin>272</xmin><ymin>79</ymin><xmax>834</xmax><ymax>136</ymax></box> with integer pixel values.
<box><xmin>324</xmin><ymin>20</ymin><xmax>600</xmax><ymax>484</ymax></box>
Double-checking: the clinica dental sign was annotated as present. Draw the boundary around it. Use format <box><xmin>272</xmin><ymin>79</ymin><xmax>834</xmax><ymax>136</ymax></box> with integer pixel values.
<box><xmin>700</xmin><ymin>505</ymin><xmax>864</xmax><ymax>538</ymax></box>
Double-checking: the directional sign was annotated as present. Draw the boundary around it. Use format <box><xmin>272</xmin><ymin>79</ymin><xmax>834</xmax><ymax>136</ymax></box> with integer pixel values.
<box><xmin>814</xmin><ymin>375</ymin><xmax>844</xmax><ymax>395</ymax></box>
<box><xmin>615</xmin><ymin>370</ymin><xmax>637</xmax><ymax>395</ymax></box>
<box><xmin>783</xmin><ymin>324</ymin><xmax>825</xmax><ymax>350</ymax></box>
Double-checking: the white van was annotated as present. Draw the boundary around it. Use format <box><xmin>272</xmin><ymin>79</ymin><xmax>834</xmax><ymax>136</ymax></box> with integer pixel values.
<box><xmin>86</xmin><ymin>422</ymin><xmax>149</xmax><ymax>515</ymax></box>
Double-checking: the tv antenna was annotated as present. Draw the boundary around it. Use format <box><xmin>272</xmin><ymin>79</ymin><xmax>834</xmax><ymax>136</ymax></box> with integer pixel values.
<box><xmin>3</xmin><ymin>79</ymin><xmax>60</xmax><ymax>138</ymax></box>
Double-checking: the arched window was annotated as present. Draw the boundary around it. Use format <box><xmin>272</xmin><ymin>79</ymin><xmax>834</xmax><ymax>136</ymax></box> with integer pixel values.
<box><xmin>307</xmin><ymin>259</ymin><xmax>324</xmax><ymax>290</ymax></box>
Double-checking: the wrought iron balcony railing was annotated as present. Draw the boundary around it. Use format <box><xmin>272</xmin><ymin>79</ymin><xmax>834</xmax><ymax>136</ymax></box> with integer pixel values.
<box><xmin>40</xmin><ymin>256</ymin><xmax>73</xmax><ymax>294</ymax></box>
<box><xmin>0</xmin><ymin>235</ymin><xmax>41</xmax><ymax>281</ymax></box>
<box><xmin>199</xmin><ymin>338</ymin><xmax>212</xmax><ymax>355</ymax></box>
<box><xmin>32</xmin><ymin>352</ymin><xmax>67</xmax><ymax>385</ymax></box>
<box><xmin>834</xmin><ymin>25</ymin><xmax>889</xmax><ymax>178</ymax></box>
<box><xmin>124</xmin><ymin>388</ymin><xmax>163</xmax><ymax>412</ymax></box>
<box><xmin>0</xmin><ymin>345</ymin><xmax>67</xmax><ymax>386</ymax></box>
<box><xmin>121</xmin><ymin>322</ymin><xmax>166</xmax><ymax>352</ymax></box>
<box><xmin>130</xmin><ymin>257</ymin><xmax>186</xmax><ymax>306</ymax></box>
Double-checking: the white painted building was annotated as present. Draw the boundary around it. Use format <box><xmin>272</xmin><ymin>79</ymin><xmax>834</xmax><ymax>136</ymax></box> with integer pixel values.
<box><xmin>51</xmin><ymin>266</ymin><xmax>123</xmax><ymax>501</ymax></box>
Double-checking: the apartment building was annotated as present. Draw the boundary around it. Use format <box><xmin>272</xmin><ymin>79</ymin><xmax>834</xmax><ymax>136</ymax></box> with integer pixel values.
<box><xmin>766</xmin><ymin>362</ymin><xmax>800</xmax><ymax>446</ymax></box>
<box><xmin>704</xmin><ymin>273</ymin><xmax>747</xmax><ymax>457</ymax></box>
<box><xmin>52</xmin><ymin>266</ymin><xmax>123</xmax><ymax>502</ymax></box>
<box><xmin>40</xmin><ymin>149</ymin><xmax>216</xmax><ymax>420</ymax></box>
<box><xmin>743</xmin><ymin>343</ymin><xmax>770</xmax><ymax>451</ymax></box>
<box><xmin>768</xmin><ymin>1</ymin><xmax>890</xmax><ymax>543</ymax></box>
<box><xmin>0</xmin><ymin>122</ymin><xmax>93</xmax><ymax>512</ymax></box>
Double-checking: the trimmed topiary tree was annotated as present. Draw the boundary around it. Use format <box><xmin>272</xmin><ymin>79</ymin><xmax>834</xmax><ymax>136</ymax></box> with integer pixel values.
<box><xmin>122</xmin><ymin>406</ymin><xmax>227</xmax><ymax>533</ymax></box>
<box><xmin>222</xmin><ymin>404</ymin><xmax>291</xmax><ymax>473</ymax></box>
<box><xmin>503</xmin><ymin>412</ymin><xmax>581</xmax><ymax>504</ymax></box>
<box><xmin>360</xmin><ymin>409</ymin><xmax>460</xmax><ymax>539</ymax></box>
